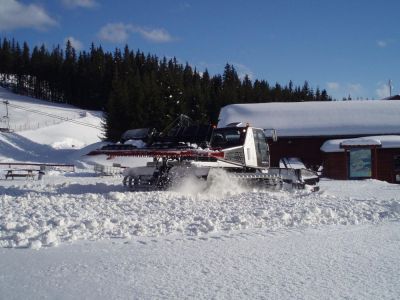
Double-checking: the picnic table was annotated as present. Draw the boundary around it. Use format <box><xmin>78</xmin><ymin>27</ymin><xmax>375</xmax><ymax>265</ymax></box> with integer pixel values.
<box><xmin>4</xmin><ymin>169</ymin><xmax>38</xmax><ymax>180</ymax></box>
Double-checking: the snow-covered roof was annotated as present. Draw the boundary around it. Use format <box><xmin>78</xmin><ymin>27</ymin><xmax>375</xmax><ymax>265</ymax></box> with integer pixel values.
<box><xmin>340</xmin><ymin>138</ymin><xmax>381</xmax><ymax>147</ymax></box>
<box><xmin>218</xmin><ymin>101</ymin><xmax>400</xmax><ymax>137</ymax></box>
<box><xmin>321</xmin><ymin>135</ymin><xmax>400</xmax><ymax>152</ymax></box>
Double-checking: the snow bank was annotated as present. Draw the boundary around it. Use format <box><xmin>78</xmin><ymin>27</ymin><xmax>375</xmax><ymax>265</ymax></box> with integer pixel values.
<box><xmin>1</xmin><ymin>177</ymin><xmax>399</xmax><ymax>249</ymax></box>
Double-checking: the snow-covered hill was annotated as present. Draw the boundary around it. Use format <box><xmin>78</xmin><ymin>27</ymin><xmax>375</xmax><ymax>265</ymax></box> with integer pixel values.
<box><xmin>0</xmin><ymin>87</ymin><xmax>399</xmax><ymax>299</ymax></box>
<box><xmin>0</xmin><ymin>86</ymin><xmax>96</xmax><ymax>133</ymax></box>
<box><xmin>0</xmin><ymin>86</ymin><xmax>149</xmax><ymax>168</ymax></box>
<box><xmin>0</xmin><ymin>86</ymin><xmax>103</xmax><ymax>163</ymax></box>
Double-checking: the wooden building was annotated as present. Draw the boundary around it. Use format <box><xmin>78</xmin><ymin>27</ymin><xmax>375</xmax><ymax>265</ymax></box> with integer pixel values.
<box><xmin>384</xmin><ymin>94</ymin><xmax>400</xmax><ymax>100</ymax></box>
<box><xmin>218</xmin><ymin>100</ymin><xmax>400</xmax><ymax>183</ymax></box>
<box><xmin>321</xmin><ymin>136</ymin><xmax>400</xmax><ymax>183</ymax></box>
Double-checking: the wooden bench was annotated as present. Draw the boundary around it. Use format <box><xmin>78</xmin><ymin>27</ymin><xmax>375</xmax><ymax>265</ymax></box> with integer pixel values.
<box><xmin>5</xmin><ymin>169</ymin><xmax>36</xmax><ymax>180</ymax></box>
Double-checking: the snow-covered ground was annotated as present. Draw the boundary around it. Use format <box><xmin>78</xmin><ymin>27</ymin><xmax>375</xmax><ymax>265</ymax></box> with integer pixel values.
<box><xmin>1</xmin><ymin>176</ymin><xmax>400</xmax><ymax>249</ymax></box>
<box><xmin>0</xmin><ymin>87</ymin><xmax>399</xmax><ymax>299</ymax></box>
<box><xmin>1</xmin><ymin>221</ymin><xmax>399</xmax><ymax>299</ymax></box>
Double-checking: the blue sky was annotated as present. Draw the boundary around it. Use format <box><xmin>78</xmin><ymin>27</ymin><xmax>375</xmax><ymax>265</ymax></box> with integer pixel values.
<box><xmin>0</xmin><ymin>0</ymin><xmax>399</xmax><ymax>100</ymax></box>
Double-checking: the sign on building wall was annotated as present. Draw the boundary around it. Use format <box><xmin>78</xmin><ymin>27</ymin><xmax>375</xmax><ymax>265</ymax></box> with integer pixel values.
<box><xmin>349</xmin><ymin>149</ymin><xmax>372</xmax><ymax>178</ymax></box>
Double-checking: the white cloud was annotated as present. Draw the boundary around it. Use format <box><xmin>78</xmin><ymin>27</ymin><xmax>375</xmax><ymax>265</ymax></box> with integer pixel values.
<box><xmin>64</xmin><ymin>36</ymin><xmax>83</xmax><ymax>50</ymax></box>
<box><xmin>62</xmin><ymin>0</ymin><xmax>98</xmax><ymax>8</ymax></box>
<box><xmin>377</xmin><ymin>39</ymin><xmax>396</xmax><ymax>48</ymax></box>
<box><xmin>97</xmin><ymin>23</ymin><xmax>130</xmax><ymax>43</ymax></box>
<box><xmin>326</xmin><ymin>82</ymin><xmax>340</xmax><ymax>90</ymax></box>
<box><xmin>0</xmin><ymin>0</ymin><xmax>57</xmax><ymax>31</ymax></box>
<box><xmin>376</xmin><ymin>82</ymin><xmax>390</xmax><ymax>99</ymax></box>
<box><xmin>326</xmin><ymin>82</ymin><xmax>365</xmax><ymax>100</ymax></box>
<box><xmin>232</xmin><ymin>63</ymin><xmax>254</xmax><ymax>80</ymax></box>
<box><xmin>134</xmin><ymin>27</ymin><xmax>174</xmax><ymax>43</ymax></box>
<box><xmin>377</xmin><ymin>40</ymin><xmax>387</xmax><ymax>48</ymax></box>
<box><xmin>348</xmin><ymin>83</ymin><xmax>362</xmax><ymax>94</ymax></box>
<box><xmin>97</xmin><ymin>23</ymin><xmax>175</xmax><ymax>43</ymax></box>
<box><xmin>173</xmin><ymin>2</ymin><xmax>191</xmax><ymax>12</ymax></box>
<box><xmin>180</xmin><ymin>3</ymin><xmax>191</xmax><ymax>10</ymax></box>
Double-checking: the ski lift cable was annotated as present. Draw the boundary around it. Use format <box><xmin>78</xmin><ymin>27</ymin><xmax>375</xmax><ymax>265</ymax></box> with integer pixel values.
<box><xmin>8</xmin><ymin>103</ymin><xmax>102</xmax><ymax>129</ymax></box>
<box><xmin>7</xmin><ymin>102</ymin><xmax>91</xmax><ymax>124</ymax></box>
<box><xmin>5</xmin><ymin>102</ymin><xmax>103</xmax><ymax>130</ymax></box>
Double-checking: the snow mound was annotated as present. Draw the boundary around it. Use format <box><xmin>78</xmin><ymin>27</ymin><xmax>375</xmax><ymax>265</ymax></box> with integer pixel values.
<box><xmin>1</xmin><ymin>178</ymin><xmax>399</xmax><ymax>249</ymax></box>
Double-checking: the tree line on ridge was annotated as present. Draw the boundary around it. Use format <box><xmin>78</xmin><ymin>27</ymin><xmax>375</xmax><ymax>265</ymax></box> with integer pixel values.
<box><xmin>0</xmin><ymin>38</ymin><xmax>332</xmax><ymax>141</ymax></box>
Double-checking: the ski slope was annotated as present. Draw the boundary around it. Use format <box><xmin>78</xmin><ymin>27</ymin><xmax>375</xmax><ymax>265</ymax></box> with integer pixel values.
<box><xmin>0</xmin><ymin>86</ymin><xmax>149</xmax><ymax>168</ymax></box>
<box><xmin>0</xmin><ymin>86</ymin><xmax>94</xmax><ymax>132</ymax></box>
<box><xmin>0</xmin><ymin>87</ymin><xmax>399</xmax><ymax>299</ymax></box>
<box><xmin>0</xmin><ymin>86</ymin><xmax>102</xmax><ymax>162</ymax></box>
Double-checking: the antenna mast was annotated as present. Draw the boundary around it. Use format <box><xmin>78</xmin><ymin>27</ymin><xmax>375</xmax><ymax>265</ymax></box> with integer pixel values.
<box><xmin>388</xmin><ymin>79</ymin><xmax>392</xmax><ymax>97</ymax></box>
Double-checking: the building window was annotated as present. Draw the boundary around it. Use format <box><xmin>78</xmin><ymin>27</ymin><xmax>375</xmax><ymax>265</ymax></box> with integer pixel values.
<box><xmin>349</xmin><ymin>149</ymin><xmax>372</xmax><ymax>178</ymax></box>
<box><xmin>394</xmin><ymin>155</ymin><xmax>400</xmax><ymax>171</ymax></box>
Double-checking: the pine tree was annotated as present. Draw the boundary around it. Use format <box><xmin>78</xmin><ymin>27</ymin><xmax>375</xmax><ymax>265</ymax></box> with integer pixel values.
<box><xmin>103</xmin><ymin>67</ymin><xmax>131</xmax><ymax>141</ymax></box>
<box><xmin>0</xmin><ymin>38</ymin><xmax>12</xmax><ymax>82</ymax></box>
<box><xmin>48</xmin><ymin>45</ymin><xmax>64</xmax><ymax>101</ymax></box>
<box><xmin>240</xmin><ymin>75</ymin><xmax>253</xmax><ymax>103</ymax></box>
<box><xmin>21</xmin><ymin>42</ymin><xmax>31</xmax><ymax>93</ymax></box>
<box><xmin>63</xmin><ymin>40</ymin><xmax>77</xmax><ymax>104</ymax></box>
<box><xmin>208</xmin><ymin>74</ymin><xmax>223</xmax><ymax>123</ymax></box>
<box><xmin>13</xmin><ymin>41</ymin><xmax>23</xmax><ymax>92</ymax></box>
<box><xmin>221</xmin><ymin>64</ymin><xmax>240</xmax><ymax>106</ymax></box>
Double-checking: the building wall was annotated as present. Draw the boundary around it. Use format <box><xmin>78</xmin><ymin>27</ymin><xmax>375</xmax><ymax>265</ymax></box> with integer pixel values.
<box><xmin>268</xmin><ymin>136</ymin><xmax>343</xmax><ymax>169</ymax></box>
<box><xmin>267</xmin><ymin>135</ymin><xmax>400</xmax><ymax>184</ymax></box>
<box><xmin>322</xmin><ymin>152</ymin><xmax>347</xmax><ymax>180</ymax></box>
<box><xmin>385</xmin><ymin>95</ymin><xmax>400</xmax><ymax>100</ymax></box>
<box><xmin>376</xmin><ymin>149</ymin><xmax>400</xmax><ymax>183</ymax></box>
<box><xmin>322</xmin><ymin>148</ymin><xmax>400</xmax><ymax>183</ymax></box>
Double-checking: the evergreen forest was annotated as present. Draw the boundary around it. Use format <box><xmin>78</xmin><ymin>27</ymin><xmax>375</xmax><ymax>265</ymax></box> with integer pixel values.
<box><xmin>0</xmin><ymin>38</ymin><xmax>332</xmax><ymax>141</ymax></box>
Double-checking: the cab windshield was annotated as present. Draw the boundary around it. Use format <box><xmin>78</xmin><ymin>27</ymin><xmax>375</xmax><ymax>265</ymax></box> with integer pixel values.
<box><xmin>210</xmin><ymin>127</ymin><xmax>246</xmax><ymax>148</ymax></box>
